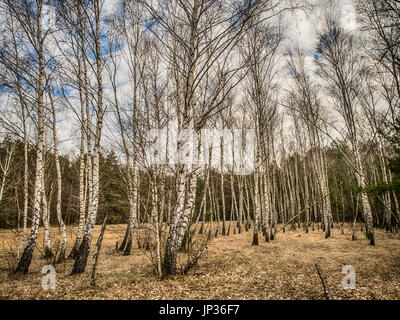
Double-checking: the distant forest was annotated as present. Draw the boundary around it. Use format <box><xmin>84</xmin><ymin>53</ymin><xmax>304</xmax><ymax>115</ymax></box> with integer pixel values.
<box><xmin>1</xmin><ymin>136</ymin><xmax>399</xmax><ymax>232</ymax></box>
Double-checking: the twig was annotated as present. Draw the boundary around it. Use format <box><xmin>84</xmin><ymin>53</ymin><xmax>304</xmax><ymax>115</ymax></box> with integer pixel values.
<box><xmin>274</xmin><ymin>187</ymin><xmax>338</xmax><ymax>236</ymax></box>
<box><xmin>182</xmin><ymin>247</ymin><xmax>207</xmax><ymax>275</ymax></box>
<box><xmin>376</xmin><ymin>194</ymin><xmax>400</xmax><ymax>224</ymax></box>
<box><xmin>90</xmin><ymin>214</ymin><xmax>108</xmax><ymax>287</ymax></box>
<box><xmin>314</xmin><ymin>263</ymin><xmax>332</xmax><ymax>300</ymax></box>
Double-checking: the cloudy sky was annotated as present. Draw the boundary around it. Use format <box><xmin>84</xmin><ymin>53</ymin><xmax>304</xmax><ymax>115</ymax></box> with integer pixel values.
<box><xmin>0</xmin><ymin>0</ymin><xmax>358</xmax><ymax>159</ymax></box>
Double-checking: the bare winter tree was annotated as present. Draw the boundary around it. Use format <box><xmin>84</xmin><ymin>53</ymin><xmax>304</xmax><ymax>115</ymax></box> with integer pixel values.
<box><xmin>355</xmin><ymin>0</ymin><xmax>400</xmax><ymax>104</ymax></box>
<box><xmin>71</xmin><ymin>0</ymin><xmax>106</xmax><ymax>274</ymax></box>
<box><xmin>0</xmin><ymin>4</ymin><xmax>33</xmax><ymax>252</ymax></box>
<box><xmin>286</xmin><ymin>48</ymin><xmax>333</xmax><ymax>238</ymax></box>
<box><xmin>240</xmin><ymin>16</ymin><xmax>282</xmax><ymax>244</ymax></box>
<box><xmin>315</xmin><ymin>13</ymin><xmax>375</xmax><ymax>244</ymax></box>
<box><xmin>45</xmin><ymin>73</ymin><xmax>67</xmax><ymax>261</ymax></box>
<box><xmin>52</xmin><ymin>0</ymin><xmax>94</xmax><ymax>260</ymax></box>
<box><xmin>0</xmin><ymin>0</ymin><xmax>52</xmax><ymax>273</ymax></box>
<box><xmin>108</xmin><ymin>0</ymin><xmax>145</xmax><ymax>256</ymax></box>
<box><xmin>140</xmin><ymin>0</ymin><xmax>275</xmax><ymax>276</ymax></box>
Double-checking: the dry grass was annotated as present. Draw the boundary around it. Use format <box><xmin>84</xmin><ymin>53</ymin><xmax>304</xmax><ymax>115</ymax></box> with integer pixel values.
<box><xmin>0</xmin><ymin>223</ymin><xmax>399</xmax><ymax>300</ymax></box>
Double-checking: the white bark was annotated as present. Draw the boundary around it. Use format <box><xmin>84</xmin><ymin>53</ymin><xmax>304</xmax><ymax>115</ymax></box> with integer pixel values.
<box><xmin>47</xmin><ymin>77</ymin><xmax>67</xmax><ymax>260</ymax></box>
<box><xmin>15</xmin><ymin>0</ymin><xmax>46</xmax><ymax>273</ymax></box>
<box><xmin>41</xmin><ymin>172</ymin><xmax>53</xmax><ymax>258</ymax></box>
<box><xmin>72</xmin><ymin>0</ymin><xmax>105</xmax><ymax>274</ymax></box>
<box><xmin>354</xmin><ymin>144</ymin><xmax>375</xmax><ymax>244</ymax></box>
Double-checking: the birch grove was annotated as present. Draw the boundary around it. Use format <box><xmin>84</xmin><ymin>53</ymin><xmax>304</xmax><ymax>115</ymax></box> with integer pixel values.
<box><xmin>0</xmin><ymin>0</ymin><xmax>399</xmax><ymax>281</ymax></box>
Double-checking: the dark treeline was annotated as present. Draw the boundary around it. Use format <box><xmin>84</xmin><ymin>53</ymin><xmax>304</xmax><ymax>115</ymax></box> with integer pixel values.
<box><xmin>1</xmin><ymin>136</ymin><xmax>398</xmax><ymax>233</ymax></box>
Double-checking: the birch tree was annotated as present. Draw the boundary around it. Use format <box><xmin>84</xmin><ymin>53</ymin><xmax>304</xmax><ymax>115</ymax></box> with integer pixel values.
<box><xmin>71</xmin><ymin>0</ymin><xmax>106</xmax><ymax>274</ymax></box>
<box><xmin>46</xmin><ymin>73</ymin><xmax>67</xmax><ymax>261</ymax></box>
<box><xmin>141</xmin><ymin>0</ymin><xmax>268</xmax><ymax>276</ymax></box>
<box><xmin>241</xmin><ymin>18</ymin><xmax>281</xmax><ymax>243</ymax></box>
<box><xmin>0</xmin><ymin>0</ymin><xmax>53</xmax><ymax>273</ymax></box>
<box><xmin>109</xmin><ymin>0</ymin><xmax>145</xmax><ymax>255</ymax></box>
<box><xmin>316</xmin><ymin>15</ymin><xmax>375</xmax><ymax>244</ymax></box>
<box><xmin>286</xmin><ymin>48</ymin><xmax>333</xmax><ymax>237</ymax></box>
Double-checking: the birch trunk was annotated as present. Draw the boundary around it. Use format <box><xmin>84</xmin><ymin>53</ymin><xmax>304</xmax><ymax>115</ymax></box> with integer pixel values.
<box><xmin>124</xmin><ymin>165</ymin><xmax>138</xmax><ymax>256</ymax></box>
<box><xmin>42</xmin><ymin>173</ymin><xmax>53</xmax><ymax>259</ymax></box>
<box><xmin>164</xmin><ymin>163</ymin><xmax>197</xmax><ymax>275</ymax></box>
<box><xmin>70</xmin><ymin>2</ymin><xmax>91</xmax><ymax>258</ymax></box>
<box><xmin>22</xmin><ymin>101</ymin><xmax>29</xmax><ymax>251</ymax></box>
<box><xmin>294</xmin><ymin>156</ymin><xmax>302</xmax><ymax>228</ymax></box>
<box><xmin>389</xmin><ymin>169</ymin><xmax>400</xmax><ymax>227</ymax></box>
<box><xmin>90</xmin><ymin>214</ymin><xmax>107</xmax><ymax>286</ymax></box>
<box><xmin>71</xmin><ymin>0</ymin><xmax>105</xmax><ymax>274</ymax></box>
<box><xmin>48</xmin><ymin>78</ymin><xmax>67</xmax><ymax>261</ymax></box>
<box><xmin>12</xmin><ymin>25</ymin><xmax>29</xmax><ymax>251</ymax></box>
<box><xmin>379</xmin><ymin>141</ymin><xmax>392</xmax><ymax>231</ymax></box>
<box><xmin>262</xmin><ymin>166</ymin><xmax>270</xmax><ymax>242</ymax></box>
<box><xmin>320</xmin><ymin>150</ymin><xmax>333</xmax><ymax>229</ymax></box>
<box><xmin>117</xmin><ymin>20</ymin><xmax>139</xmax><ymax>255</ymax></box>
<box><xmin>230</xmin><ymin>170</ymin><xmax>238</xmax><ymax>235</ymax></box>
<box><xmin>162</xmin><ymin>0</ymin><xmax>200</xmax><ymax>276</ymax></box>
<box><xmin>354</xmin><ymin>144</ymin><xmax>375</xmax><ymax>245</ymax></box>
<box><xmin>15</xmin><ymin>1</ymin><xmax>45</xmax><ymax>273</ymax></box>
<box><xmin>313</xmin><ymin>148</ymin><xmax>330</xmax><ymax>238</ymax></box>
<box><xmin>303</xmin><ymin>159</ymin><xmax>310</xmax><ymax>233</ymax></box>
<box><xmin>220</xmin><ymin>138</ymin><xmax>226</xmax><ymax>235</ymax></box>
<box><xmin>244</xmin><ymin>176</ymin><xmax>251</xmax><ymax>230</ymax></box>
<box><xmin>271</xmin><ymin>166</ymin><xmax>277</xmax><ymax>238</ymax></box>
<box><xmin>69</xmin><ymin>86</ymin><xmax>86</xmax><ymax>258</ymax></box>
<box><xmin>252</xmin><ymin>167</ymin><xmax>261</xmax><ymax>245</ymax></box>
<box><xmin>150</xmin><ymin>176</ymin><xmax>163</xmax><ymax>277</ymax></box>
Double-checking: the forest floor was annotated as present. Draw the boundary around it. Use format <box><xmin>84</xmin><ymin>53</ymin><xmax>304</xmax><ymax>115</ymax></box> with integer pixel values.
<box><xmin>0</xmin><ymin>223</ymin><xmax>399</xmax><ymax>300</ymax></box>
